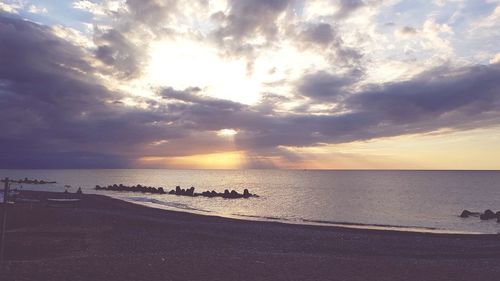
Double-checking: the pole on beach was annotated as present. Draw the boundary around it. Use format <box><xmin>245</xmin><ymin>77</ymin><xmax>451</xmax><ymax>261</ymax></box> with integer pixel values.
<box><xmin>0</xmin><ymin>177</ymin><xmax>9</xmax><ymax>264</ymax></box>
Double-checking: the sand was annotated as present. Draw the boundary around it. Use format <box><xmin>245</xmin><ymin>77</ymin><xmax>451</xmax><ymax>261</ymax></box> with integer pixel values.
<box><xmin>1</xmin><ymin>191</ymin><xmax>500</xmax><ymax>281</ymax></box>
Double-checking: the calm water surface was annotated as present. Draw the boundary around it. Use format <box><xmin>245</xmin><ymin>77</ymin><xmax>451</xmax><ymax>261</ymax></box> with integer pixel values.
<box><xmin>1</xmin><ymin>169</ymin><xmax>500</xmax><ymax>234</ymax></box>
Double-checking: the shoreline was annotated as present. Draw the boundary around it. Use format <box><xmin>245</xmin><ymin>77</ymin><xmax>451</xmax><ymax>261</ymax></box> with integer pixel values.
<box><xmin>122</xmin><ymin>194</ymin><xmax>486</xmax><ymax>235</ymax></box>
<box><xmin>3</xmin><ymin>191</ymin><xmax>500</xmax><ymax>280</ymax></box>
<box><xmin>111</xmin><ymin>192</ymin><xmax>488</xmax><ymax>235</ymax></box>
<box><xmin>2</xmin><ymin>188</ymin><xmax>492</xmax><ymax>235</ymax></box>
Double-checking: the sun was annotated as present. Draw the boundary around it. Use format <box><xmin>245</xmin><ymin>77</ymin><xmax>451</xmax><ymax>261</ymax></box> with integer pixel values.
<box><xmin>144</xmin><ymin>39</ymin><xmax>261</xmax><ymax>104</ymax></box>
<box><xmin>217</xmin><ymin>128</ymin><xmax>238</xmax><ymax>137</ymax></box>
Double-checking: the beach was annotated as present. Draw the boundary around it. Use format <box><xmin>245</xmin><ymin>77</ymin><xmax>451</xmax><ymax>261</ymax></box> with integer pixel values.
<box><xmin>1</xmin><ymin>191</ymin><xmax>500</xmax><ymax>281</ymax></box>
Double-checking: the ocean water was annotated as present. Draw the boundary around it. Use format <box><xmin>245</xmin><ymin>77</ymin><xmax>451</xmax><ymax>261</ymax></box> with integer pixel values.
<box><xmin>1</xmin><ymin>169</ymin><xmax>500</xmax><ymax>234</ymax></box>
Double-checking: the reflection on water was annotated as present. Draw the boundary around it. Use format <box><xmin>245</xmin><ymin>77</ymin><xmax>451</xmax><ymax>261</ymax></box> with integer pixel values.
<box><xmin>1</xmin><ymin>169</ymin><xmax>500</xmax><ymax>234</ymax></box>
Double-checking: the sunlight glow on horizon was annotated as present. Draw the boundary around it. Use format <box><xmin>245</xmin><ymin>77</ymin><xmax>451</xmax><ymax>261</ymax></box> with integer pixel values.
<box><xmin>138</xmin><ymin>151</ymin><xmax>246</xmax><ymax>169</ymax></box>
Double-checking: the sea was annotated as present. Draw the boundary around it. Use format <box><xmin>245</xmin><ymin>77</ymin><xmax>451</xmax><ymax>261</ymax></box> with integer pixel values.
<box><xmin>1</xmin><ymin>169</ymin><xmax>500</xmax><ymax>234</ymax></box>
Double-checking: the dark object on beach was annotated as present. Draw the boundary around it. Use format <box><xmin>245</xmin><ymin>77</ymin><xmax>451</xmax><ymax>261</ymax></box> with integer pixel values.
<box><xmin>480</xmin><ymin>209</ymin><xmax>496</xmax><ymax>220</ymax></box>
<box><xmin>76</xmin><ymin>187</ymin><xmax>83</xmax><ymax>195</ymax></box>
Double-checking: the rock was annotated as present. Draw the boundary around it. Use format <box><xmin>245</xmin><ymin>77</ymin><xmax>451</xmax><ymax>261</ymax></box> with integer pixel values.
<box><xmin>480</xmin><ymin>209</ymin><xmax>496</xmax><ymax>220</ymax></box>
<box><xmin>243</xmin><ymin>189</ymin><xmax>250</xmax><ymax>198</ymax></box>
<box><xmin>230</xmin><ymin>190</ymin><xmax>240</xmax><ymax>199</ymax></box>
<box><xmin>460</xmin><ymin>210</ymin><xmax>473</xmax><ymax>218</ymax></box>
<box><xmin>175</xmin><ymin>186</ymin><xmax>181</xmax><ymax>195</ymax></box>
<box><xmin>76</xmin><ymin>187</ymin><xmax>83</xmax><ymax>195</ymax></box>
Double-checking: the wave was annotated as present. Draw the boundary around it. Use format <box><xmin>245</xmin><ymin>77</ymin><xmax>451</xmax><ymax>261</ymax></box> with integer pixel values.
<box><xmin>126</xmin><ymin>196</ymin><xmax>211</xmax><ymax>213</ymax></box>
<box><xmin>233</xmin><ymin>214</ymin><xmax>288</xmax><ymax>221</ymax></box>
<box><xmin>230</xmin><ymin>214</ymin><xmax>481</xmax><ymax>234</ymax></box>
<box><xmin>111</xmin><ymin>195</ymin><xmax>483</xmax><ymax>235</ymax></box>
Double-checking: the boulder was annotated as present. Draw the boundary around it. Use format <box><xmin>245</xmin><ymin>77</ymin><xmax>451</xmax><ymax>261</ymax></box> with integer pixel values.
<box><xmin>230</xmin><ymin>190</ymin><xmax>240</xmax><ymax>199</ymax></box>
<box><xmin>459</xmin><ymin>210</ymin><xmax>473</xmax><ymax>218</ymax></box>
<box><xmin>480</xmin><ymin>209</ymin><xmax>496</xmax><ymax>220</ymax></box>
<box><xmin>243</xmin><ymin>189</ymin><xmax>250</xmax><ymax>198</ymax></box>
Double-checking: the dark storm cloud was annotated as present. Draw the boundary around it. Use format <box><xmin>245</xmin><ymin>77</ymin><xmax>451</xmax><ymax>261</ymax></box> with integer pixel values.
<box><xmin>0</xmin><ymin>14</ymin><xmax>182</xmax><ymax>168</ymax></box>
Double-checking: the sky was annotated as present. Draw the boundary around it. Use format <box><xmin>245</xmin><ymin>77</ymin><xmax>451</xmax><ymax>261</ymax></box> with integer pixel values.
<box><xmin>0</xmin><ymin>0</ymin><xmax>499</xmax><ymax>169</ymax></box>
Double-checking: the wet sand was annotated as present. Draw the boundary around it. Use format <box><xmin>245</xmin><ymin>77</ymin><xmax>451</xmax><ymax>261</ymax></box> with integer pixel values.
<box><xmin>1</xmin><ymin>191</ymin><xmax>500</xmax><ymax>281</ymax></box>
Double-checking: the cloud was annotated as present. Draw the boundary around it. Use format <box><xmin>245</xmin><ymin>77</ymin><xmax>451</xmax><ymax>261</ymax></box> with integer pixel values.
<box><xmin>335</xmin><ymin>0</ymin><xmax>366</xmax><ymax>18</ymax></box>
<box><xmin>213</xmin><ymin>0</ymin><xmax>291</xmax><ymax>42</ymax></box>
<box><xmin>86</xmin><ymin>0</ymin><xmax>185</xmax><ymax>79</ymax></box>
<box><xmin>299</xmin><ymin>23</ymin><xmax>335</xmax><ymax>45</ymax></box>
<box><xmin>491</xmin><ymin>53</ymin><xmax>500</xmax><ymax>64</ymax></box>
<box><xmin>209</xmin><ymin>0</ymin><xmax>294</xmax><ymax>67</ymax></box>
<box><xmin>396</xmin><ymin>26</ymin><xmax>418</xmax><ymax>36</ymax></box>
<box><xmin>93</xmin><ymin>28</ymin><xmax>146</xmax><ymax>79</ymax></box>
<box><xmin>297</xmin><ymin>70</ymin><xmax>360</xmax><ymax>100</ymax></box>
<box><xmin>154</xmin><ymin>62</ymin><xmax>500</xmax><ymax>157</ymax></box>
<box><xmin>0</xmin><ymin>2</ymin><xmax>21</xmax><ymax>14</ymax></box>
<box><xmin>27</xmin><ymin>4</ymin><xmax>48</xmax><ymax>14</ymax></box>
<box><xmin>291</xmin><ymin>22</ymin><xmax>363</xmax><ymax>66</ymax></box>
<box><xmin>2</xmin><ymin>2</ymin><xmax>500</xmax><ymax>168</ymax></box>
<box><xmin>0</xmin><ymin>14</ymin><xmax>182</xmax><ymax>168</ymax></box>
<box><xmin>294</xmin><ymin>63</ymin><xmax>500</xmax><ymax>144</ymax></box>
